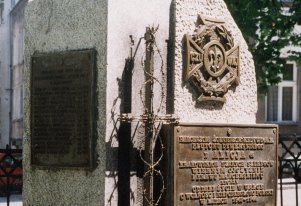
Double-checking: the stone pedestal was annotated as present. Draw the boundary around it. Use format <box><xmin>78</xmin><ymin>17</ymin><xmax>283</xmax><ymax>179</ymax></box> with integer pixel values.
<box><xmin>23</xmin><ymin>0</ymin><xmax>263</xmax><ymax>206</ymax></box>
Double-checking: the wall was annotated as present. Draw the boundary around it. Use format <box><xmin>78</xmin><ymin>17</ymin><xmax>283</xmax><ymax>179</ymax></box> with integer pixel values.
<box><xmin>0</xmin><ymin>0</ymin><xmax>12</xmax><ymax>148</ymax></box>
<box><xmin>106</xmin><ymin>1</ymin><xmax>171</xmax><ymax>205</ymax></box>
<box><xmin>23</xmin><ymin>0</ymin><xmax>107</xmax><ymax>205</ymax></box>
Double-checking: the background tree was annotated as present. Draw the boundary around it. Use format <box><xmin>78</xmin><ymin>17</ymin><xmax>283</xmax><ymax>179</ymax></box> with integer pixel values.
<box><xmin>224</xmin><ymin>0</ymin><xmax>301</xmax><ymax>93</ymax></box>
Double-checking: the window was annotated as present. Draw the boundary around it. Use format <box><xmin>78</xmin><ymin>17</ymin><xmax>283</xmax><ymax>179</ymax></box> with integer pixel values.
<box><xmin>266</xmin><ymin>61</ymin><xmax>297</xmax><ymax>122</ymax></box>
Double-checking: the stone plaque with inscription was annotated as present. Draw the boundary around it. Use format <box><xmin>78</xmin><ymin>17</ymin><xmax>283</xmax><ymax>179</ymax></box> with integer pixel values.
<box><xmin>31</xmin><ymin>49</ymin><xmax>95</xmax><ymax>168</ymax></box>
<box><xmin>163</xmin><ymin>124</ymin><xmax>278</xmax><ymax>206</ymax></box>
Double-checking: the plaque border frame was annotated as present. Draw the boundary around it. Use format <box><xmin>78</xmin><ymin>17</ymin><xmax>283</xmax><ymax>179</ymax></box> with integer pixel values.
<box><xmin>163</xmin><ymin>123</ymin><xmax>278</xmax><ymax>206</ymax></box>
<box><xmin>30</xmin><ymin>49</ymin><xmax>97</xmax><ymax>170</ymax></box>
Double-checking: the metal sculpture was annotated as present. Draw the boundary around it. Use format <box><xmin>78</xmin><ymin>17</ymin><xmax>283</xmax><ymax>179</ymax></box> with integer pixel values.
<box><xmin>184</xmin><ymin>15</ymin><xmax>240</xmax><ymax>103</ymax></box>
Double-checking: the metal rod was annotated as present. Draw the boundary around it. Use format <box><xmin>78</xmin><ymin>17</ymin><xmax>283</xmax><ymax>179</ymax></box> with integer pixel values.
<box><xmin>144</xmin><ymin>27</ymin><xmax>154</xmax><ymax>115</ymax></box>
<box><xmin>296</xmin><ymin>160</ymin><xmax>299</xmax><ymax>206</ymax></box>
<box><xmin>124</xmin><ymin>27</ymin><xmax>175</xmax><ymax>206</ymax></box>
<box><xmin>280</xmin><ymin>170</ymin><xmax>283</xmax><ymax>206</ymax></box>
<box><xmin>5</xmin><ymin>146</ymin><xmax>10</xmax><ymax>206</ymax></box>
<box><xmin>144</xmin><ymin>27</ymin><xmax>155</xmax><ymax>206</ymax></box>
<box><xmin>6</xmin><ymin>174</ymin><xmax>10</xmax><ymax>206</ymax></box>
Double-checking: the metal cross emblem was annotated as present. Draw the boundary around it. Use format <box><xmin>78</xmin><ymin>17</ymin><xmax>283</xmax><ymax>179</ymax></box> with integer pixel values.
<box><xmin>184</xmin><ymin>15</ymin><xmax>240</xmax><ymax>103</ymax></box>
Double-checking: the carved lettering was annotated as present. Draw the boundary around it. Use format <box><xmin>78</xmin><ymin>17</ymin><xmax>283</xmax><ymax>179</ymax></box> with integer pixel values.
<box><xmin>173</xmin><ymin>125</ymin><xmax>277</xmax><ymax>205</ymax></box>
<box><xmin>212</xmin><ymin>151</ymin><xmax>246</xmax><ymax>160</ymax></box>
<box><xmin>190</xmin><ymin>52</ymin><xmax>203</xmax><ymax>63</ymax></box>
<box><xmin>227</xmin><ymin>57</ymin><xmax>239</xmax><ymax>67</ymax></box>
<box><xmin>31</xmin><ymin>50</ymin><xmax>95</xmax><ymax>168</ymax></box>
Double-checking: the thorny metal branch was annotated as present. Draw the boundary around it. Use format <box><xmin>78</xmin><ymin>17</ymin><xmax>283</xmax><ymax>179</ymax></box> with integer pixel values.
<box><xmin>119</xmin><ymin>26</ymin><xmax>178</xmax><ymax>206</ymax></box>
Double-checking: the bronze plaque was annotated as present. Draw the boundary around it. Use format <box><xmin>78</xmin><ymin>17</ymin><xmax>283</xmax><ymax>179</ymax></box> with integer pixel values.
<box><xmin>31</xmin><ymin>49</ymin><xmax>95</xmax><ymax>168</ymax></box>
<box><xmin>170</xmin><ymin>124</ymin><xmax>277</xmax><ymax>206</ymax></box>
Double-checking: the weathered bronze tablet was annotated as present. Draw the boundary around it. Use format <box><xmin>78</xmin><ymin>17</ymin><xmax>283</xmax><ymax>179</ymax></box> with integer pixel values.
<box><xmin>164</xmin><ymin>123</ymin><xmax>278</xmax><ymax>206</ymax></box>
<box><xmin>31</xmin><ymin>49</ymin><xmax>95</xmax><ymax>169</ymax></box>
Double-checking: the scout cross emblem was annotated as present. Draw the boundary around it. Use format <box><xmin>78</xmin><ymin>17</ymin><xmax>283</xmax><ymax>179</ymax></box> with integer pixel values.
<box><xmin>184</xmin><ymin>15</ymin><xmax>240</xmax><ymax>103</ymax></box>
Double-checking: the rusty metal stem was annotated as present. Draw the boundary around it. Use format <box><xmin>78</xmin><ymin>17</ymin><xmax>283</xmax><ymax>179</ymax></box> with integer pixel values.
<box><xmin>144</xmin><ymin>27</ymin><xmax>155</xmax><ymax>206</ymax></box>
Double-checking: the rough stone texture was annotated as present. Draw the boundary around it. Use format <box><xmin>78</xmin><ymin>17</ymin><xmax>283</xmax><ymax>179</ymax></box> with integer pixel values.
<box><xmin>23</xmin><ymin>0</ymin><xmax>107</xmax><ymax>205</ymax></box>
<box><xmin>172</xmin><ymin>0</ymin><xmax>257</xmax><ymax>124</ymax></box>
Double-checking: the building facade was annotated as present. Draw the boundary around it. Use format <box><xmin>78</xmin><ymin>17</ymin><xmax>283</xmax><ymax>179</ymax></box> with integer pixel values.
<box><xmin>0</xmin><ymin>0</ymin><xmax>12</xmax><ymax>148</ymax></box>
<box><xmin>256</xmin><ymin>0</ymin><xmax>301</xmax><ymax>136</ymax></box>
<box><xmin>11</xmin><ymin>0</ymin><xmax>26</xmax><ymax>148</ymax></box>
<box><xmin>257</xmin><ymin>25</ymin><xmax>301</xmax><ymax>136</ymax></box>
<box><xmin>0</xmin><ymin>0</ymin><xmax>26</xmax><ymax>149</ymax></box>
<box><xmin>257</xmin><ymin>60</ymin><xmax>301</xmax><ymax>136</ymax></box>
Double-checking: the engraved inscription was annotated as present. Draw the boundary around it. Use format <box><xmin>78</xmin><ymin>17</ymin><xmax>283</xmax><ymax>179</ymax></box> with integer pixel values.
<box><xmin>173</xmin><ymin>125</ymin><xmax>277</xmax><ymax>206</ymax></box>
<box><xmin>31</xmin><ymin>50</ymin><xmax>95</xmax><ymax>168</ymax></box>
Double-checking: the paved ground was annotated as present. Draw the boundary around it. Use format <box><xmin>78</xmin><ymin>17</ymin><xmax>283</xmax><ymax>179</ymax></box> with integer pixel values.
<box><xmin>278</xmin><ymin>178</ymin><xmax>301</xmax><ymax>206</ymax></box>
<box><xmin>0</xmin><ymin>195</ymin><xmax>22</xmax><ymax>206</ymax></box>
<box><xmin>0</xmin><ymin>180</ymin><xmax>299</xmax><ymax>206</ymax></box>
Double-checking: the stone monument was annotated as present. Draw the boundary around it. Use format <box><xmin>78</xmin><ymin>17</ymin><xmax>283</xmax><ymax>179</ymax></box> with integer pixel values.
<box><xmin>23</xmin><ymin>0</ymin><xmax>277</xmax><ymax>205</ymax></box>
<box><xmin>23</xmin><ymin>0</ymin><xmax>107</xmax><ymax>205</ymax></box>
<box><xmin>162</xmin><ymin>1</ymin><xmax>277</xmax><ymax>206</ymax></box>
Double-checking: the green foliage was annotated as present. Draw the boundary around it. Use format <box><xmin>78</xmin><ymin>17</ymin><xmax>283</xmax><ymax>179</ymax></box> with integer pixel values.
<box><xmin>224</xmin><ymin>0</ymin><xmax>301</xmax><ymax>93</ymax></box>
